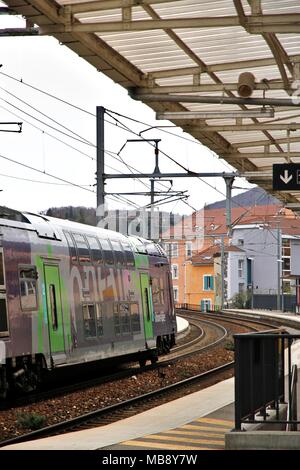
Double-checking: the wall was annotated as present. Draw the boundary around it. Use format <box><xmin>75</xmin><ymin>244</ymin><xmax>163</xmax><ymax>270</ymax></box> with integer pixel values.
<box><xmin>228</xmin><ymin>227</ymin><xmax>279</xmax><ymax>300</ymax></box>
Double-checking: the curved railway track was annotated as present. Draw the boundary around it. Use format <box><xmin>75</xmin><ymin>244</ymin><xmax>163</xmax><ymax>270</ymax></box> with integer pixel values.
<box><xmin>0</xmin><ymin>310</ymin><xmax>281</xmax><ymax>448</ymax></box>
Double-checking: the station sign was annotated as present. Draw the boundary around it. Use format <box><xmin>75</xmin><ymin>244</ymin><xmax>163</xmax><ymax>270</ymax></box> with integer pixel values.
<box><xmin>273</xmin><ymin>163</ymin><xmax>300</xmax><ymax>191</ymax></box>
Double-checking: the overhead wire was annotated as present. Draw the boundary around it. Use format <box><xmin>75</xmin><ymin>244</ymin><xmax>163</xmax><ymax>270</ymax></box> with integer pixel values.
<box><xmin>0</xmin><ymin>70</ymin><xmax>258</xmax><ymax>214</ymax></box>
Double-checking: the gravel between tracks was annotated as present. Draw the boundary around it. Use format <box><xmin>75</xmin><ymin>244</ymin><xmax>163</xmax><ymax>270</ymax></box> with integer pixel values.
<box><xmin>0</xmin><ymin>322</ymin><xmax>248</xmax><ymax>442</ymax></box>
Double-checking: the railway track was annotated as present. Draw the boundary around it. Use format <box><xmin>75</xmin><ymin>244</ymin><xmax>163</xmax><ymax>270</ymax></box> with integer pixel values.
<box><xmin>0</xmin><ymin>310</ymin><xmax>280</xmax><ymax>448</ymax></box>
<box><xmin>0</xmin><ymin>361</ymin><xmax>234</xmax><ymax>448</ymax></box>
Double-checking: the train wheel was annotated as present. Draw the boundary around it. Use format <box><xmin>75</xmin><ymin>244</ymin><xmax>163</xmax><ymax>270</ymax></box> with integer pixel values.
<box><xmin>139</xmin><ymin>358</ymin><xmax>146</xmax><ymax>367</ymax></box>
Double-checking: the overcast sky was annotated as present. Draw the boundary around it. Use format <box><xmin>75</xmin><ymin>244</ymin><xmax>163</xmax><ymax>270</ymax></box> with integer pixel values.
<box><xmin>0</xmin><ymin>10</ymin><xmax>254</xmax><ymax>216</ymax></box>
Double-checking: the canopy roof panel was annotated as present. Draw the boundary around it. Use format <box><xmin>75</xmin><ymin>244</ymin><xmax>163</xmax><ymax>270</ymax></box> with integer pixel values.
<box><xmin>4</xmin><ymin>0</ymin><xmax>300</xmax><ymax>211</ymax></box>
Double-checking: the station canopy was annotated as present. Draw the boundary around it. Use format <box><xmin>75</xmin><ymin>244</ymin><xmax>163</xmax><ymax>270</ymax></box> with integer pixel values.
<box><xmin>5</xmin><ymin>0</ymin><xmax>300</xmax><ymax>212</ymax></box>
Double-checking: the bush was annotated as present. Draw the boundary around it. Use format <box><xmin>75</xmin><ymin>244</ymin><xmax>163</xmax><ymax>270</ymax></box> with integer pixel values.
<box><xmin>230</xmin><ymin>291</ymin><xmax>251</xmax><ymax>309</ymax></box>
<box><xmin>17</xmin><ymin>412</ymin><xmax>47</xmax><ymax>430</ymax></box>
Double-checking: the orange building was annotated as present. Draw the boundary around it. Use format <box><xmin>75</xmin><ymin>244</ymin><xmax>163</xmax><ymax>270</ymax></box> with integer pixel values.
<box><xmin>185</xmin><ymin>246</ymin><xmax>215</xmax><ymax>310</ymax></box>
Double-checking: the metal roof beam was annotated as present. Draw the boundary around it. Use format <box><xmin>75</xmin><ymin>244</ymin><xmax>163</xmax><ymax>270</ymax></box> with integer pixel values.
<box><xmin>234</xmin><ymin>136</ymin><xmax>300</xmax><ymax>148</ymax></box>
<box><xmin>67</xmin><ymin>0</ymin><xmax>177</xmax><ymax>14</ymax></box>
<box><xmin>187</xmin><ymin>123</ymin><xmax>300</xmax><ymax>132</ymax></box>
<box><xmin>39</xmin><ymin>14</ymin><xmax>300</xmax><ymax>34</ymax></box>
<box><xmin>40</xmin><ymin>16</ymin><xmax>241</xmax><ymax>34</ymax></box>
<box><xmin>142</xmin><ymin>80</ymin><xmax>287</xmax><ymax>94</ymax></box>
<box><xmin>147</xmin><ymin>55</ymin><xmax>300</xmax><ymax>79</ymax></box>
<box><xmin>228</xmin><ymin>152</ymin><xmax>300</xmax><ymax>159</ymax></box>
<box><xmin>131</xmin><ymin>92</ymin><xmax>300</xmax><ymax>107</ymax></box>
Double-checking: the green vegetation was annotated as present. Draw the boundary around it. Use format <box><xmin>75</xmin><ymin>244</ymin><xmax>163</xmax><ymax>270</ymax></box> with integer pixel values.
<box><xmin>230</xmin><ymin>291</ymin><xmax>251</xmax><ymax>309</ymax></box>
<box><xmin>17</xmin><ymin>412</ymin><xmax>47</xmax><ymax>430</ymax></box>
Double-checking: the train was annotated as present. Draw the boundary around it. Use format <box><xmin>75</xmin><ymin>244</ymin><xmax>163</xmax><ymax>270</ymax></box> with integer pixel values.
<box><xmin>0</xmin><ymin>206</ymin><xmax>177</xmax><ymax>398</ymax></box>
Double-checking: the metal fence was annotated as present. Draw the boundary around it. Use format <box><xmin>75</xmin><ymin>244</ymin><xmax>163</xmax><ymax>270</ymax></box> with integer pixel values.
<box><xmin>253</xmin><ymin>294</ymin><xmax>296</xmax><ymax>312</ymax></box>
<box><xmin>234</xmin><ymin>330</ymin><xmax>299</xmax><ymax>431</ymax></box>
<box><xmin>175</xmin><ymin>303</ymin><xmax>220</xmax><ymax>313</ymax></box>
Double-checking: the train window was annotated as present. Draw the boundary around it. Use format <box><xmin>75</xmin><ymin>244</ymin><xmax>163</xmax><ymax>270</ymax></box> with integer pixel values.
<box><xmin>73</xmin><ymin>233</ymin><xmax>91</xmax><ymax>264</ymax></box>
<box><xmin>113</xmin><ymin>302</ymin><xmax>121</xmax><ymax>335</ymax></box>
<box><xmin>130</xmin><ymin>303</ymin><xmax>141</xmax><ymax>333</ymax></box>
<box><xmin>151</xmin><ymin>277</ymin><xmax>161</xmax><ymax>305</ymax></box>
<box><xmin>0</xmin><ymin>251</ymin><xmax>5</xmax><ymax>287</ymax></box>
<box><xmin>120</xmin><ymin>302</ymin><xmax>130</xmax><ymax>334</ymax></box>
<box><xmin>111</xmin><ymin>241</ymin><xmax>125</xmax><ymax>266</ymax></box>
<box><xmin>96</xmin><ymin>304</ymin><xmax>103</xmax><ymax>336</ymax></box>
<box><xmin>121</xmin><ymin>241</ymin><xmax>135</xmax><ymax>267</ymax></box>
<box><xmin>49</xmin><ymin>284</ymin><xmax>58</xmax><ymax>330</ymax></box>
<box><xmin>64</xmin><ymin>231</ymin><xmax>77</xmax><ymax>263</ymax></box>
<box><xmin>136</xmin><ymin>238</ymin><xmax>147</xmax><ymax>254</ymax></box>
<box><xmin>86</xmin><ymin>236</ymin><xmax>103</xmax><ymax>265</ymax></box>
<box><xmin>19</xmin><ymin>267</ymin><xmax>38</xmax><ymax>311</ymax></box>
<box><xmin>144</xmin><ymin>242</ymin><xmax>160</xmax><ymax>256</ymax></box>
<box><xmin>99</xmin><ymin>239</ymin><xmax>114</xmax><ymax>266</ymax></box>
<box><xmin>82</xmin><ymin>304</ymin><xmax>97</xmax><ymax>338</ymax></box>
<box><xmin>144</xmin><ymin>288</ymin><xmax>151</xmax><ymax>321</ymax></box>
<box><xmin>0</xmin><ymin>296</ymin><xmax>8</xmax><ymax>335</ymax></box>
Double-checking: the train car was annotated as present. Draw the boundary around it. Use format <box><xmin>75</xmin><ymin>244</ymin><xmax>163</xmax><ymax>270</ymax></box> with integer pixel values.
<box><xmin>0</xmin><ymin>207</ymin><xmax>176</xmax><ymax>397</ymax></box>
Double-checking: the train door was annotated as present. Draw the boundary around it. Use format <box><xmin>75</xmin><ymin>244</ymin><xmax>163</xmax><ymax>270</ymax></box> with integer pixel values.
<box><xmin>140</xmin><ymin>273</ymin><xmax>154</xmax><ymax>341</ymax></box>
<box><xmin>44</xmin><ymin>264</ymin><xmax>66</xmax><ymax>363</ymax></box>
<box><xmin>0</xmin><ymin>248</ymin><xmax>8</xmax><ymax>337</ymax></box>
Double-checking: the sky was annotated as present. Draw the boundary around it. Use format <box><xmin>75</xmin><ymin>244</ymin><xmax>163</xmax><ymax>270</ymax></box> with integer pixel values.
<box><xmin>0</xmin><ymin>10</ymin><xmax>255</xmax><ymax>216</ymax></box>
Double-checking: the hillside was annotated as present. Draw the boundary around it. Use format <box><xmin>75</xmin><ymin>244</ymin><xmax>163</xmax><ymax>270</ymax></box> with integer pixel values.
<box><xmin>205</xmin><ymin>187</ymin><xmax>280</xmax><ymax>210</ymax></box>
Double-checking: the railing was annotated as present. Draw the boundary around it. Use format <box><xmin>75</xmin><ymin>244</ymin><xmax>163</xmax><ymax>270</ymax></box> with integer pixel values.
<box><xmin>234</xmin><ymin>331</ymin><xmax>300</xmax><ymax>431</ymax></box>
<box><xmin>286</xmin><ymin>365</ymin><xmax>298</xmax><ymax>431</ymax></box>
<box><xmin>175</xmin><ymin>303</ymin><xmax>220</xmax><ymax>313</ymax></box>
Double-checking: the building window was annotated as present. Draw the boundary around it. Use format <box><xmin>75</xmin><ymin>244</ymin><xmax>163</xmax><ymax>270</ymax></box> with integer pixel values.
<box><xmin>19</xmin><ymin>266</ymin><xmax>38</xmax><ymax>311</ymax></box>
<box><xmin>171</xmin><ymin>264</ymin><xmax>178</xmax><ymax>279</ymax></box>
<box><xmin>203</xmin><ymin>275</ymin><xmax>214</xmax><ymax>291</ymax></box>
<box><xmin>237</xmin><ymin>239</ymin><xmax>244</xmax><ymax>246</ymax></box>
<box><xmin>186</xmin><ymin>241</ymin><xmax>192</xmax><ymax>257</ymax></box>
<box><xmin>170</xmin><ymin>243</ymin><xmax>178</xmax><ymax>258</ymax></box>
<box><xmin>282</xmin><ymin>239</ymin><xmax>291</xmax><ymax>257</ymax></box>
<box><xmin>238</xmin><ymin>283</ymin><xmax>245</xmax><ymax>293</ymax></box>
<box><xmin>238</xmin><ymin>259</ymin><xmax>244</xmax><ymax>278</ymax></box>
<box><xmin>173</xmin><ymin>287</ymin><xmax>178</xmax><ymax>302</ymax></box>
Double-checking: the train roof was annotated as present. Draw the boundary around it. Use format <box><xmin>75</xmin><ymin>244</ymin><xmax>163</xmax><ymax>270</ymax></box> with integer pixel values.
<box><xmin>0</xmin><ymin>206</ymin><xmax>167</xmax><ymax>257</ymax></box>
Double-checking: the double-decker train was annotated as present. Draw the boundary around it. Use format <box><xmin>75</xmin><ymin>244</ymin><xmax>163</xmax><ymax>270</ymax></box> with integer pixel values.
<box><xmin>0</xmin><ymin>207</ymin><xmax>176</xmax><ymax>398</ymax></box>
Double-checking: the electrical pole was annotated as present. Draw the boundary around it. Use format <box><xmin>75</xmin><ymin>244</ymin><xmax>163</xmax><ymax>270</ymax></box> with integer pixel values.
<box><xmin>277</xmin><ymin>226</ymin><xmax>282</xmax><ymax>311</ymax></box>
<box><xmin>96</xmin><ymin>106</ymin><xmax>105</xmax><ymax>212</ymax></box>
<box><xmin>221</xmin><ymin>234</ymin><xmax>225</xmax><ymax>310</ymax></box>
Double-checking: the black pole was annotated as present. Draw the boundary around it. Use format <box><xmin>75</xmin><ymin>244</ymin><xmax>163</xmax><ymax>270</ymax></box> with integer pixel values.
<box><xmin>96</xmin><ymin>106</ymin><xmax>105</xmax><ymax>211</ymax></box>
